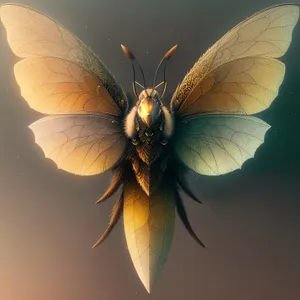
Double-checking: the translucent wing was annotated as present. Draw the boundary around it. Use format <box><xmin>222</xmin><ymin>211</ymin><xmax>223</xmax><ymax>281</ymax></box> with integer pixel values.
<box><xmin>14</xmin><ymin>57</ymin><xmax>121</xmax><ymax>116</ymax></box>
<box><xmin>173</xmin><ymin>115</ymin><xmax>270</xmax><ymax>175</ymax></box>
<box><xmin>171</xmin><ymin>4</ymin><xmax>299</xmax><ymax>115</ymax></box>
<box><xmin>123</xmin><ymin>178</ymin><xmax>175</xmax><ymax>293</ymax></box>
<box><xmin>174</xmin><ymin>57</ymin><xmax>285</xmax><ymax>115</ymax></box>
<box><xmin>29</xmin><ymin>115</ymin><xmax>127</xmax><ymax>175</ymax></box>
<box><xmin>0</xmin><ymin>3</ymin><xmax>127</xmax><ymax>113</ymax></box>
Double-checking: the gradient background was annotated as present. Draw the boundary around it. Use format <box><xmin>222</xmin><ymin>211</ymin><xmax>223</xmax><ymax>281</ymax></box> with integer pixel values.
<box><xmin>1</xmin><ymin>0</ymin><xmax>300</xmax><ymax>299</ymax></box>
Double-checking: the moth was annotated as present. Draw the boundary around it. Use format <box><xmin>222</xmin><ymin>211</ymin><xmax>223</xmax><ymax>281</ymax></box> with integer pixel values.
<box><xmin>0</xmin><ymin>3</ymin><xmax>299</xmax><ymax>293</ymax></box>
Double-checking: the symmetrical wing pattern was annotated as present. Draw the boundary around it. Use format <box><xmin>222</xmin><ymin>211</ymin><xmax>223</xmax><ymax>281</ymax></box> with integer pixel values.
<box><xmin>1</xmin><ymin>2</ymin><xmax>299</xmax><ymax>294</ymax></box>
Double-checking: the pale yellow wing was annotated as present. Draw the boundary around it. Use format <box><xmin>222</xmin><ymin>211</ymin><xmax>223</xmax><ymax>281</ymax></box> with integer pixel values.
<box><xmin>173</xmin><ymin>115</ymin><xmax>270</xmax><ymax>175</ymax></box>
<box><xmin>175</xmin><ymin>57</ymin><xmax>285</xmax><ymax>115</ymax></box>
<box><xmin>123</xmin><ymin>179</ymin><xmax>175</xmax><ymax>293</ymax></box>
<box><xmin>29</xmin><ymin>115</ymin><xmax>127</xmax><ymax>175</ymax></box>
<box><xmin>0</xmin><ymin>3</ymin><xmax>126</xmax><ymax>112</ymax></box>
<box><xmin>14</xmin><ymin>57</ymin><xmax>121</xmax><ymax>115</ymax></box>
<box><xmin>171</xmin><ymin>4</ymin><xmax>299</xmax><ymax>115</ymax></box>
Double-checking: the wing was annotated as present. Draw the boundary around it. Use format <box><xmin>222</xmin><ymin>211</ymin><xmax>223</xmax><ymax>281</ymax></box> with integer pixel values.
<box><xmin>29</xmin><ymin>114</ymin><xmax>127</xmax><ymax>175</ymax></box>
<box><xmin>173</xmin><ymin>115</ymin><xmax>270</xmax><ymax>175</ymax></box>
<box><xmin>171</xmin><ymin>4</ymin><xmax>299</xmax><ymax>115</ymax></box>
<box><xmin>174</xmin><ymin>57</ymin><xmax>285</xmax><ymax>115</ymax></box>
<box><xmin>0</xmin><ymin>4</ymin><xmax>130</xmax><ymax>175</ymax></box>
<box><xmin>14</xmin><ymin>57</ymin><xmax>121</xmax><ymax>116</ymax></box>
<box><xmin>0</xmin><ymin>3</ymin><xmax>127</xmax><ymax>114</ymax></box>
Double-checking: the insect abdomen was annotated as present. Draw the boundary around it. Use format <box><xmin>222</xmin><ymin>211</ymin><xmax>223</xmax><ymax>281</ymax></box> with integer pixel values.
<box><xmin>131</xmin><ymin>153</ymin><xmax>169</xmax><ymax>196</ymax></box>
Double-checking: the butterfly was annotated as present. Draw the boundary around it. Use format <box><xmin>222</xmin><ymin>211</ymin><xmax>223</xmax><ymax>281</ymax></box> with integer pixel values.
<box><xmin>0</xmin><ymin>3</ymin><xmax>298</xmax><ymax>293</ymax></box>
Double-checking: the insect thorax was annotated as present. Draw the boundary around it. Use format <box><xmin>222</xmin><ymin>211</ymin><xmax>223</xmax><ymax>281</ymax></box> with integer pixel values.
<box><xmin>125</xmin><ymin>102</ymin><xmax>173</xmax><ymax>168</ymax></box>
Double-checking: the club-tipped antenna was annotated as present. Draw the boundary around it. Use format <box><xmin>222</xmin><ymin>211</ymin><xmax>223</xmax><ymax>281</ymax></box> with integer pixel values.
<box><xmin>152</xmin><ymin>45</ymin><xmax>178</xmax><ymax>96</ymax></box>
<box><xmin>121</xmin><ymin>44</ymin><xmax>147</xmax><ymax>98</ymax></box>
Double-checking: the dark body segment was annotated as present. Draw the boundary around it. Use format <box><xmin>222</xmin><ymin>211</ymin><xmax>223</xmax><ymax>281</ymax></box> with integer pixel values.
<box><xmin>130</xmin><ymin>105</ymin><xmax>170</xmax><ymax>196</ymax></box>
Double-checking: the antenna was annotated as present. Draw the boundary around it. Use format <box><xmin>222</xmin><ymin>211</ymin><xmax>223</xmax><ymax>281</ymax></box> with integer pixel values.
<box><xmin>152</xmin><ymin>45</ymin><xmax>178</xmax><ymax>95</ymax></box>
<box><xmin>135</xmin><ymin>81</ymin><xmax>145</xmax><ymax>89</ymax></box>
<box><xmin>154</xmin><ymin>81</ymin><xmax>164</xmax><ymax>89</ymax></box>
<box><xmin>121</xmin><ymin>44</ymin><xmax>147</xmax><ymax>98</ymax></box>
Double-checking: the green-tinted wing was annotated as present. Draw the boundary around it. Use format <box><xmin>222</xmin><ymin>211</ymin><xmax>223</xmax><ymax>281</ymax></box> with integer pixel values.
<box><xmin>0</xmin><ymin>3</ymin><xmax>127</xmax><ymax>113</ymax></box>
<box><xmin>29</xmin><ymin>115</ymin><xmax>127</xmax><ymax>175</ymax></box>
<box><xmin>173</xmin><ymin>115</ymin><xmax>270</xmax><ymax>175</ymax></box>
<box><xmin>171</xmin><ymin>4</ymin><xmax>299</xmax><ymax>116</ymax></box>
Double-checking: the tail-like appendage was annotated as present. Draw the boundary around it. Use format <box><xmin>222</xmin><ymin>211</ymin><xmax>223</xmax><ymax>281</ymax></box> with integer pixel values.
<box><xmin>177</xmin><ymin>175</ymin><xmax>202</xmax><ymax>204</ymax></box>
<box><xmin>175</xmin><ymin>191</ymin><xmax>206</xmax><ymax>248</ymax></box>
<box><xmin>95</xmin><ymin>167</ymin><xmax>124</xmax><ymax>204</ymax></box>
<box><xmin>92</xmin><ymin>191</ymin><xmax>124</xmax><ymax>248</ymax></box>
<box><xmin>123</xmin><ymin>177</ymin><xmax>175</xmax><ymax>293</ymax></box>
<box><xmin>93</xmin><ymin>162</ymin><xmax>205</xmax><ymax>293</ymax></box>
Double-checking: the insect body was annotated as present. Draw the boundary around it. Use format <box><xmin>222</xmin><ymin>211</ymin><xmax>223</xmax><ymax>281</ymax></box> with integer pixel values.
<box><xmin>0</xmin><ymin>3</ymin><xmax>299</xmax><ymax>293</ymax></box>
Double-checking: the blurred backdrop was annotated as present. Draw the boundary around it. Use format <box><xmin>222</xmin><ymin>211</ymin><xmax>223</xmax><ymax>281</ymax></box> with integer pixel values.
<box><xmin>0</xmin><ymin>0</ymin><xmax>300</xmax><ymax>299</ymax></box>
